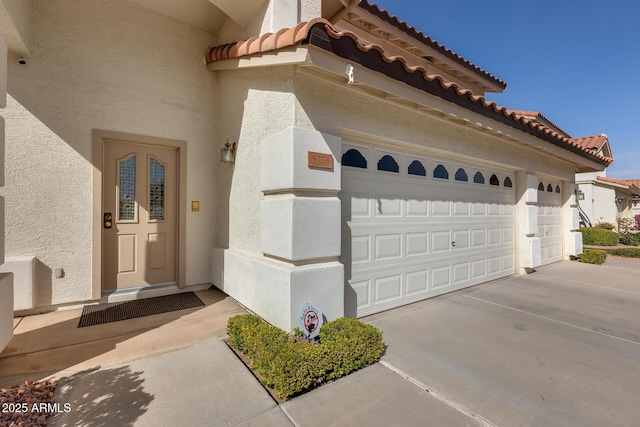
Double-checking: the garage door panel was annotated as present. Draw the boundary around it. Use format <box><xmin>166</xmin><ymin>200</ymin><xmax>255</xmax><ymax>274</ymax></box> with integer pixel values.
<box><xmin>406</xmin><ymin>199</ymin><xmax>429</xmax><ymax>216</ymax></box>
<box><xmin>453</xmin><ymin>262</ymin><xmax>470</xmax><ymax>284</ymax></box>
<box><xmin>342</xmin><ymin>149</ymin><xmax>516</xmax><ymax>317</ymax></box>
<box><xmin>406</xmin><ymin>232</ymin><xmax>429</xmax><ymax>256</ymax></box>
<box><xmin>406</xmin><ymin>269</ymin><xmax>429</xmax><ymax>296</ymax></box>
<box><xmin>432</xmin><ymin>231</ymin><xmax>452</xmax><ymax>253</ymax></box>
<box><xmin>471</xmin><ymin>259</ymin><xmax>487</xmax><ymax>279</ymax></box>
<box><xmin>432</xmin><ymin>265</ymin><xmax>451</xmax><ymax>289</ymax></box>
<box><xmin>375</xmin><ymin>233</ymin><xmax>402</xmax><ymax>260</ymax></box>
<box><xmin>453</xmin><ymin>201</ymin><xmax>470</xmax><ymax>216</ymax></box>
<box><xmin>431</xmin><ymin>200</ymin><xmax>451</xmax><ymax>216</ymax></box>
<box><xmin>488</xmin><ymin>256</ymin><xmax>501</xmax><ymax>275</ymax></box>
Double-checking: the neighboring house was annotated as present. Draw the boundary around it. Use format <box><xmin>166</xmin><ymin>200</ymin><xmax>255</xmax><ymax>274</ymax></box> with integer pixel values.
<box><xmin>575</xmin><ymin>173</ymin><xmax>640</xmax><ymax>228</ymax></box>
<box><xmin>0</xmin><ymin>0</ymin><xmax>613</xmax><ymax>332</ymax></box>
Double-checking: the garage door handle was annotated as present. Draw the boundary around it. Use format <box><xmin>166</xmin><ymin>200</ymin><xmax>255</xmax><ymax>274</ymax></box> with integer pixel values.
<box><xmin>451</xmin><ymin>241</ymin><xmax>456</xmax><ymax>248</ymax></box>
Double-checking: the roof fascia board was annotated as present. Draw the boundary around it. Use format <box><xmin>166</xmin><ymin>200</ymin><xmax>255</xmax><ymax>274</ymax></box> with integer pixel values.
<box><xmin>305</xmin><ymin>45</ymin><xmax>604</xmax><ymax>171</ymax></box>
<box><xmin>206</xmin><ymin>46</ymin><xmax>310</xmax><ymax>71</ymax></box>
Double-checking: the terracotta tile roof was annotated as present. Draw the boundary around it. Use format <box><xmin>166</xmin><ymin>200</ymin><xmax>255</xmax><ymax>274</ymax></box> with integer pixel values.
<box><xmin>358</xmin><ymin>0</ymin><xmax>506</xmax><ymax>90</ymax></box>
<box><xmin>572</xmin><ymin>134</ymin><xmax>608</xmax><ymax>151</ymax></box>
<box><xmin>597</xmin><ymin>176</ymin><xmax>640</xmax><ymax>193</ymax></box>
<box><xmin>205</xmin><ymin>20</ymin><xmax>612</xmax><ymax>167</ymax></box>
<box><xmin>508</xmin><ymin>110</ymin><xmax>571</xmax><ymax>137</ymax></box>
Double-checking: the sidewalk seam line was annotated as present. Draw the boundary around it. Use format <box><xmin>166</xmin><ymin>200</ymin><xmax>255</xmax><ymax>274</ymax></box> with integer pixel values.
<box><xmin>379</xmin><ymin>360</ymin><xmax>495</xmax><ymax>427</ymax></box>
<box><xmin>464</xmin><ymin>295</ymin><xmax>640</xmax><ymax>346</ymax></box>
<box><xmin>279</xmin><ymin>406</ymin><xmax>300</xmax><ymax>427</ymax></box>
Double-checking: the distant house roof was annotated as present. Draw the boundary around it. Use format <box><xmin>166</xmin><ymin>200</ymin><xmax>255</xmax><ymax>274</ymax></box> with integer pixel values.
<box><xmin>205</xmin><ymin>19</ymin><xmax>612</xmax><ymax>167</ymax></box>
<box><xmin>356</xmin><ymin>0</ymin><xmax>507</xmax><ymax>91</ymax></box>
<box><xmin>597</xmin><ymin>176</ymin><xmax>640</xmax><ymax>195</ymax></box>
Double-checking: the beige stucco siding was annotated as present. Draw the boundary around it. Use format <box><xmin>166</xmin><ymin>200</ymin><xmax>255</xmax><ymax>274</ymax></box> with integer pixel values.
<box><xmin>215</xmin><ymin>66</ymin><xmax>296</xmax><ymax>254</ymax></box>
<box><xmin>293</xmin><ymin>71</ymin><xmax>574</xmax><ymax>181</ymax></box>
<box><xmin>2</xmin><ymin>0</ymin><xmax>218</xmax><ymax>307</ymax></box>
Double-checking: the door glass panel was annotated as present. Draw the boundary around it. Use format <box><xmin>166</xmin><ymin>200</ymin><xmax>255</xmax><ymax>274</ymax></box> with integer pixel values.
<box><xmin>118</xmin><ymin>156</ymin><xmax>136</xmax><ymax>221</ymax></box>
<box><xmin>149</xmin><ymin>157</ymin><xmax>165</xmax><ymax>221</ymax></box>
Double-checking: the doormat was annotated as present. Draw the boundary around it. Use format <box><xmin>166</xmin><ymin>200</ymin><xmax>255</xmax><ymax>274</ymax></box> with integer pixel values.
<box><xmin>78</xmin><ymin>292</ymin><xmax>205</xmax><ymax>328</ymax></box>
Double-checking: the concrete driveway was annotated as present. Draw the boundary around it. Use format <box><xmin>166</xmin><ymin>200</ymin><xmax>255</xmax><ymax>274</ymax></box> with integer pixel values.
<box><xmin>283</xmin><ymin>258</ymin><xmax>640</xmax><ymax>426</ymax></box>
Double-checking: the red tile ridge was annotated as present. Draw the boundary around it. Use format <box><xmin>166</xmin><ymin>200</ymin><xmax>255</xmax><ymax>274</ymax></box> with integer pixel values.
<box><xmin>358</xmin><ymin>0</ymin><xmax>506</xmax><ymax>89</ymax></box>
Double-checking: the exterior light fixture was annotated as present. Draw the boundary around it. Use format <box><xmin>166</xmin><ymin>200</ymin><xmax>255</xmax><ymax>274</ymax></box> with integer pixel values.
<box><xmin>634</xmin><ymin>200</ymin><xmax>638</xmax><ymax>207</ymax></box>
<box><xmin>575</xmin><ymin>190</ymin><xmax>585</xmax><ymax>201</ymax></box>
<box><xmin>221</xmin><ymin>140</ymin><xmax>236</xmax><ymax>163</ymax></box>
<box><xmin>616</xmin><ymin>196</ymin><xmax>624</xmax><ymax>205</ymax></box>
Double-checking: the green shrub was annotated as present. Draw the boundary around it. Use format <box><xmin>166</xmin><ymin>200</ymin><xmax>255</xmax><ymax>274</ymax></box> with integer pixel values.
<box><xmin>226</xmin><ymin>315</ymin><xmax>384</xmax><ymax>399</ymax></box>
<box><xmin>578</xmin><ymin>227</ymin><xmax>619</xmax><ymax>246</ymax></box>
<box><xmin>580</xmin><ymin>249</ymin><xmax>607</xmax><ymax>264</ymax></box>
<box><xmin>603</xmin><ymin>248</ymin><xmax>640</xmax><ymax>258</ymax></box>
<box><xmin>619</xmin><ymin>233</ymin><xmax>640</xmax><ymax>246</ymax></box>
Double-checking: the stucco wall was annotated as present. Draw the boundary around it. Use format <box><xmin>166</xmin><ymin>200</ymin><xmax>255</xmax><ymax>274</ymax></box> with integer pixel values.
<box><xmin>215</xmin><ymin>66</ymin><xmax>296</xmax><ymax>254</ymax></box>
<box><xmin>2</xmin><ymin>0</ymin><xmax>219</xmax><ymax>308</ymax></box>
<box><xmin>293</xmin><ymin>71</ymin><xmax>575</xmax><ymax>182</ymax></box>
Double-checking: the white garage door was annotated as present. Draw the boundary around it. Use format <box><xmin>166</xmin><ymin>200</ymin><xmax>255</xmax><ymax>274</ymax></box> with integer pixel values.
<box><xmin>537</xmin><ymin>180</ymin><xmax>563</xmax><ymax>265</ymax></box>
<box><xmin>341</xmin><ymin>144</ymin><xmax>516</xmax><ymax>317</ymax></box>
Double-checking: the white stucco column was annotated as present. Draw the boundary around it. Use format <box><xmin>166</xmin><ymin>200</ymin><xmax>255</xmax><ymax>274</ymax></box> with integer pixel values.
<box><xmin>224</xmin><ymin>126</ymin><xmax>344</xmax><ymax>331</ymax></box>
<box><xmin>517</xmin><ymin>172</ymin><xmax>541</xmax><ymax>273</ymax></box>
<box><xmin>564</xmin><ymin>181</ymin><xmax>583</xmax><ymax>258</ymax></box>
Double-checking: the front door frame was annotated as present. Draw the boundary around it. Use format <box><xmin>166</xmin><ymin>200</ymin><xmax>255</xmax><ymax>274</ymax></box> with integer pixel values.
<box><xmin>92</xmin><ymin>130</ymin><xmax>187</xmax><ymax>299</ymax></box>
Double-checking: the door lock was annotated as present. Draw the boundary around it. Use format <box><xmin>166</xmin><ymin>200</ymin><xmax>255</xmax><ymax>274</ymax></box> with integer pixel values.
<box><xmin>451</xmin><ymin>241</ymin><xmax>456</xmax><ymax>248</ymax></box>
<box><xmin>104</xmin><ymin>213</ymin><xmax>113</xmax><ymax>229</ymax></box>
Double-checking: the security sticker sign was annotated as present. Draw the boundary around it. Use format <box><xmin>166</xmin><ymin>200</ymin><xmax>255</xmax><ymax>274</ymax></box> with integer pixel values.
<box><xmin>298</xmin><ymin>303</ymin><xmax>323</xmax><ymax>339</ymax></box>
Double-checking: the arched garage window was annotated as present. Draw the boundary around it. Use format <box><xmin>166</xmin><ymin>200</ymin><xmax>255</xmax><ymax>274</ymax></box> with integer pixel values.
<box><xmin>433</xmin><ymin>164</ymin><xmax>449</xmax><ymax>179</ymax></box>
<box><xmin>342</xmin><ymin>149</ymin><xmax>367</xmax><ymax>169</ymax></box>
<box><xmin>489</xmin><ymin>174</ymin><xmax>500</xmax><ymax>186</ymax></box>
<box><xmin>377</xmin><ymin>155</ymin><xmax>399</xmax><ymax>173</ymax></box>
<box><xmin>473</xmin><ymin>172</ymin><xmax>485</xmax><ymax>184</ymax></box>
<box><xmin>547</xmin><ymin>184</ymin><xmax>553</xmax><ymax>192</ymax></box>
<box><xmin>408</xmin><ymin>160</ymin><xmax>426</xmax><ymax>176</ymax></box>
<box><xmin>555</xmin><ymin>185</ymin><xmax>561</xmax><ymax>193</ymax></box>
<box><xmin>455</xmin><ymin>168</ymin><xmax>468</xmax><ymax>182</ymax></box>
<box><xmin>504</xmin><ymin>177</ymin><xmax>513</xmax><ymax>188</ymax></box>
<box><xmin>538</xmin><ymin>182</ymin><xmax>545</xmax><ymax>191</ymax></box>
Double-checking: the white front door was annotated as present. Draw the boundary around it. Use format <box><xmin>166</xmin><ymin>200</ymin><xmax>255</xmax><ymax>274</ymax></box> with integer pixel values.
<box><xmin>538</xmin><ymin>181</ymin><xmax>563</xmax><ymax>266</ymax></box>
<box><xmin>341</xmin><ymin>144</ymin><xmax>516</xmax><ymax>317</ymax></box>
<box><xmin>102</xmin><ymin>140</ymin><xmax>178</xmax><ymax>290</ymax></box>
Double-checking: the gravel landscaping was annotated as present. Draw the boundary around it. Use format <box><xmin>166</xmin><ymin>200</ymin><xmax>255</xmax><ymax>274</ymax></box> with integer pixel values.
<box><xmin>0</xmin><ymin>381</ymin><xmax>58</xmax><ymax>427</ymax></box>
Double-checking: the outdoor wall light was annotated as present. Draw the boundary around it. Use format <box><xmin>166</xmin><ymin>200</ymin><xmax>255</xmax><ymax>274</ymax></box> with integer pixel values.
<box><xmin>616</xmin><ymin>196</ymin><xmax>624</xmax><ymax>205</ymax></box>
<box><xmin>634</xmin><ymin>200</ymin><xmax>638</xmax><ymax>207</ymax></box>
<box><xmin>575</xmin><ymin>190</ymin><xmax>585</xmax><ymax>201</ymax></box>
<box><xmin>221</xmin><ymin>140</ymin><xmax>236</xmax><ymax>163</ymax></box>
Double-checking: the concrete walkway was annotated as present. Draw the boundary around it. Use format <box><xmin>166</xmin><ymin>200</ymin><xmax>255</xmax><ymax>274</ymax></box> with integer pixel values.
<box><xmin>2</xmin><ymin>258</ymin><xmax>640</xmax><ymax>426</ymax></box>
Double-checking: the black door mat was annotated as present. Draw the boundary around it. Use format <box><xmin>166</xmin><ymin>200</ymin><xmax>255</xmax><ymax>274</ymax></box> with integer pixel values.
<box><xmin>78</xmin><ymin>292</ymin><xmax>205</xmax><ymax>328</ymax></box>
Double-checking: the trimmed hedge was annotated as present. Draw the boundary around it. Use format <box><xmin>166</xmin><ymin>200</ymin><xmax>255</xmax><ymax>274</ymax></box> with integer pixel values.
<box><xmin>580</xmin><ymin>249</ymin><xmax>607</xmax><ymax>264</ymax></box>
<box><xmin>227</xmin><ymin>314</ymin><xmax>384</xmax><ymax>399</ymax></box>
<box><xmin>577</xmin><ymin>227</ymin><xmax>619</xmax><ymax>246</ymax></box>
<box><xmin>619</xmin><ymin>233</ymin><xmax>640</xmax><ymax>246</ymax></box>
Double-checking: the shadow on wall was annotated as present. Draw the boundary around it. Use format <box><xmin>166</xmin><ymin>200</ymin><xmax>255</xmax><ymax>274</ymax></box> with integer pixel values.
<box><xmin>50</xmin><ymin>366</ymin><xmax>153</xmax><ymax>427</ymax></box>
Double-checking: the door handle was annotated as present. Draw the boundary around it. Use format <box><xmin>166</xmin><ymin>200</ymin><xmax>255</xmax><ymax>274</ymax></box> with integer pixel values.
<box><xmin>451</xmin><ymin>241</ymin><xmax>456</xmax><ymax>248</ymax></box>
<box><xmin>104</xmin><ymin>213</ymin><xmax>113</xmax><ymax>229</ymax></box>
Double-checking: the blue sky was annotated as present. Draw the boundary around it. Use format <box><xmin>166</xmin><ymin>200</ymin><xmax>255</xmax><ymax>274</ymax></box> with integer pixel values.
<box><xmin>372</xmin><ymin>0</ymin><xmax>639</xmax><ymax>179</ymax></box>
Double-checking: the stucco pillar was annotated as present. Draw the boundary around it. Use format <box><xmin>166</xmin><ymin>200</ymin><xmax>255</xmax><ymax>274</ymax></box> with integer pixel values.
<box><xmin>224</xmin><ymin>126</ymin><xmax>344</xmax><ymax>331</ymax></box>
<box><xmin>516</xmin><ymin>172</ymin><xmax>541</xmax><ymax>273</ymax></box>
<box><xmin>564</xmin><ymin>181</ymin><xmax>583</xmax><ymax>258</ymax></box>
